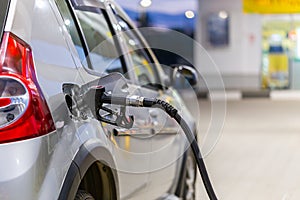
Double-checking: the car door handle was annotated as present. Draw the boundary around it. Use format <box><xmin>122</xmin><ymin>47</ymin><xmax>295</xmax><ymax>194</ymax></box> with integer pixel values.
<box><xmin>113</xmin><ymin>127</ymin><xmax>178</xmax><ymax>137</ymax></box>
<box><xmin>153</xmin><ymin>127</ymin><xmax>178</xmax><ymax>135</ymax></box>
<box><xmin>113</xmin><ymin>127</ymin><xmax>155</xmax><ymax>137</ymax></box>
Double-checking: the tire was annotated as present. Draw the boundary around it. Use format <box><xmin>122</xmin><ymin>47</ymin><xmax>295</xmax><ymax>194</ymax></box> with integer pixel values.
<box><xmin>183</xmin><ymin>151</ymin><xmax>196</xmax><ymax>200</ymax></box>
<box><xmin>75</xmin><ymin>190</ymin><xmax>95</xmax><ymax>200</ymax></box>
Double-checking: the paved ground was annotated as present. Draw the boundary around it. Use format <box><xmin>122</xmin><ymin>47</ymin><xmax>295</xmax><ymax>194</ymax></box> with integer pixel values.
<box><xmin>193</xmin><ymin>99</ymin><xmax>300</xmax><ymax>200</ymax></box>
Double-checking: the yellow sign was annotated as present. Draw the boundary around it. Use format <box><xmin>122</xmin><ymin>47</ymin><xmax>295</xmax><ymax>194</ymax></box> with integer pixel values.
<box><xmin>244</xmin><ymin>0</ymin><xmax>300</xmax><ymax>13</ymax></box>
<box><xmin>268</xmin><ymin>54</ymin><xmax>289</xmax><ymax>88</ymax></box>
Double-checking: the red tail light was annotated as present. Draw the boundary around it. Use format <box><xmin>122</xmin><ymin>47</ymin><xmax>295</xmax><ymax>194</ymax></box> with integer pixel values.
<box><xmin>0</xmin><ymin>32</ymin><xmax>55</xmax><ymax>143</ymax></box>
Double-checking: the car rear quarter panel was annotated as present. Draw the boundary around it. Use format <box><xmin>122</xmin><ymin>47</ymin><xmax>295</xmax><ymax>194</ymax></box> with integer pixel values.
<box><xmin>0</xmin><ymin>0</ymin><xmax>109</xmax><ymax>199</ymax></box>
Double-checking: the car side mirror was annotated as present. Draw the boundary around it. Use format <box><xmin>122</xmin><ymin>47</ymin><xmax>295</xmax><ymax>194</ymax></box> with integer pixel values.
<box><xmin>171</xmin><ymin>65</ymin><xmax>198</xmax><ymax>86</ymax></box>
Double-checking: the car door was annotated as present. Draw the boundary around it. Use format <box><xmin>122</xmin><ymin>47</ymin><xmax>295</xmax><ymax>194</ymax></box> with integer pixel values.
<box><xmin>53</xmin><ymin>0</ymin><xmax>152</xmax><ymax>199</ymax></box>
<box><xmin>106</xmin><ymin>3</ymin><xmax>189</xmax><ymax>198</ymax></box>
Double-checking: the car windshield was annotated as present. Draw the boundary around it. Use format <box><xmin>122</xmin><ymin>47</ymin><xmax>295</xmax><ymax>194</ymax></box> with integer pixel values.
<box><xmin>0</xmin><ymin>0</ymin><xmax>10</xmax><ymax>42</ymax></box>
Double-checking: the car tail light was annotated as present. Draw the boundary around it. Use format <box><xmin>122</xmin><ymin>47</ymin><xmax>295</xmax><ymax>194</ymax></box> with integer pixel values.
<box><xmin>0</xmin><ymin>32</ymin><xmax>55</xmax><ymax>143</ymax></box>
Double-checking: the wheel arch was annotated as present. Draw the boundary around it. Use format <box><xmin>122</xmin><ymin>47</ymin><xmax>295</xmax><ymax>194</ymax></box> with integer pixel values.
<box><xmin>58</xmin><ymin>139</ymin><xmax>119</xmax><ymax>200</ymax></box>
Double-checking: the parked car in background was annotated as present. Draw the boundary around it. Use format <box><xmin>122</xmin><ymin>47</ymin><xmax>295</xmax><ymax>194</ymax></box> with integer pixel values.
<box><xmin>0</xmin><ymin>0</ymin><xmax>197</xmax><ymax>199</ymax></box>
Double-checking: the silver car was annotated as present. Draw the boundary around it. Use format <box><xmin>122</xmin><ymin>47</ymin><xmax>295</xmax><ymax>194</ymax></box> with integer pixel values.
<box><xmin>0</xmin><ymin>0</ymin><xmax>197</xmax><ymax>199</ymax></box>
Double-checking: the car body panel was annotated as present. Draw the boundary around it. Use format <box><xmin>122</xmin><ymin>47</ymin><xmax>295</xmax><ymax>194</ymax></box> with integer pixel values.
<box><xmin>1</xmin><ymin>0</ymin><xmax>92</xmax><ymax>199</ymax></box>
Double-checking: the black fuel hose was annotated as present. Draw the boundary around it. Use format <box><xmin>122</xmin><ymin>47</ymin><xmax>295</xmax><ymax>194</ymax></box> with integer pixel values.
<box><xmin>98</xmin><ymin>92</ymin><xmax>218</xmax><ymax>200</ymax></box>
<box><xmin>142</xmin><ymin>98</ymin><xmax>218</xmax><ymax>200</ymax></box>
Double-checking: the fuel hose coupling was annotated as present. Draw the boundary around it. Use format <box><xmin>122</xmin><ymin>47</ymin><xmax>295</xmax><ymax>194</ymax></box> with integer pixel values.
<box><xmin>126</xmin><ymin>95</ymin><xmax>145</xmax><ymax>107</ymax></box>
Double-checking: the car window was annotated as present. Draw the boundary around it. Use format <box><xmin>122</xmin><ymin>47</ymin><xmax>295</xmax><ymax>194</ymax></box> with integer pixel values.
<box><xmin>55</xmin><ymin>0</ymin><xmax>125</xmax><ymax>75</ymax></box>
<box><xmin>109</xmin><ymin>4</ymin><xmax>160</xmax><ymax>87</ymax></box>
<box><xmin>54</xmin><ymin>0</ymin><xmax>87</xmax><ymax>64</ymax></box>
<box><xmin>74</xmin><ymin>8</ymin><xmax>124</xmax><ymax>74</ymax></box>
<box><xmin>0</xmin><ymin>0</ymin><xmax>10</xmax><ymax>42</ymax></box>
<box><xmin>120</xmin><ymin>21</ymin><xmax>155</xmax><ymax>85</ymax></box>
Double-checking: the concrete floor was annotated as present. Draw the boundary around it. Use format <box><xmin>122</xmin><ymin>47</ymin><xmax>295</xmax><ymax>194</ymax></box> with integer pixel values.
<box><xmin>194</xmin><ymin>99</ymin><xmax>300</xmax><ymax>200</ymax></box>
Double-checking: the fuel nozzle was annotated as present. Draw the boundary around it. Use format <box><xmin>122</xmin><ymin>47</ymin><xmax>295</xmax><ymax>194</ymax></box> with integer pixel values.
<box><xmin>83</xmin><ymin>86</ymin><xmax>134</xmax><ymax>129</ymax></box>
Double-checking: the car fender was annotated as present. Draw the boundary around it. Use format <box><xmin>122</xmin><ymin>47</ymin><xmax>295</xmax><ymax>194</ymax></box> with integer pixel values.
<box><xmin>58</xmin><ymin>139</ymin><xmax>119</xmax><ymax>200</ymax></box>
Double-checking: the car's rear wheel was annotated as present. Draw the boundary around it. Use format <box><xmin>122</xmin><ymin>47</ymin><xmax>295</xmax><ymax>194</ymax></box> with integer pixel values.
<box><xmin>75</xmin><ymin>190</ymin><xmax>95</xmax><ymax>200</ymax></box>
<box><xmin>183</xmin><ymin>152</ymin><xmax>196</xmax><ymax>200</ymax></box>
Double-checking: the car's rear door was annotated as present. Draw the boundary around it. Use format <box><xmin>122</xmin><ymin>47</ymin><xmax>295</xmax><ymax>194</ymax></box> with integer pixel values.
<box><xmin>53</xmin><ymin>0</ymin><xmax>151</xmax><ymax>199</ymax></box>
<box><xmin>106</xmin><ymin>2</ymin><xmax>189</xmax><ymax>198</ymax></box>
